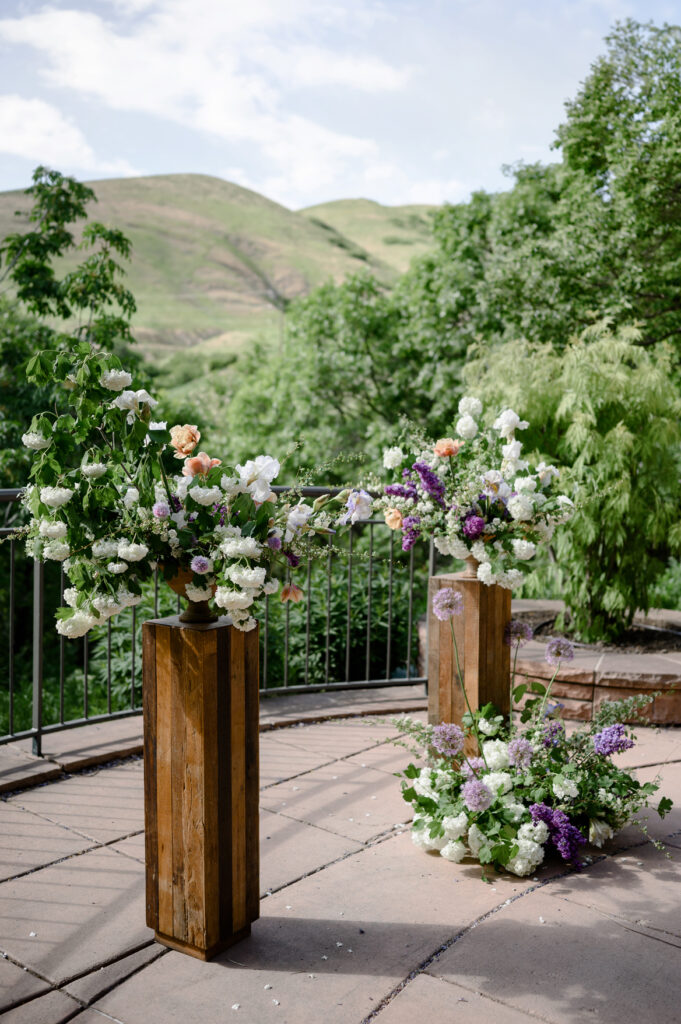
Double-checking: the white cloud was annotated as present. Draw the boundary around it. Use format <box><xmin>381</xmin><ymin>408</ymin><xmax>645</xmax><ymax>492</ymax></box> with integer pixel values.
<box><xmin>0</xmin><ymin>94</ymin><xmax>140</xmax><ymax>176</ymax></box>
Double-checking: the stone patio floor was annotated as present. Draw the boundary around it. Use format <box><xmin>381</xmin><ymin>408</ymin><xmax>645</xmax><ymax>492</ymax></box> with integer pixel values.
<box><xmin>1</xmin><ymin>685</ymin><xmax>680</xmax><ymax>1024</ymax></box>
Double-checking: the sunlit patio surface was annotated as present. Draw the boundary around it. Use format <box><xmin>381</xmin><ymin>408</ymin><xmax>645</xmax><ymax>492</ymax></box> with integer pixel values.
<box><xmin>1</xmin><ymin>688</ymin><xmax>680</xmax><ymax>1024</ymax></box>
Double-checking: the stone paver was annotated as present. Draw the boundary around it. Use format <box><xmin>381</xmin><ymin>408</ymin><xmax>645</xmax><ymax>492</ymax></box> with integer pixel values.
<box><xmin>16</xmin><ymin>718</ymin><xmax>144</xmax><ymax>772</ymax></box>
<box><xmin>0</xmin><ymin>846</ymin><xmax>151</xmax><ymax>985</ymax></box>
<box><xmin>7</xmin><ymin>766</ymin><xmax>144</xmax><ymax>843</ymax></box>
<box><xmin>376</xmin><ymin>973</ymin><xmax>535</xmax><ymax>1024</ymax></box>
<box><xmin>260</xmin><ymin>808</ymin><xmax>363</xmax><ymax>894</ymax></box>
<box><xmin>0</xmin><ymin>744</ymin><xmax>62</xmax><ymax>795</ymax></box>
<box><xmin>258</xmin><ymin>735</ymin><xmax>337</xmax><ymax>786</ymax></box>
<box><xmin>0</xmin><ymin>954</ymin><xmax>50</xmax><ymax>1012</ymax></box>
<box><xmin>1</xmin><ymin>989</ymin><xmax>81</xmax><ymax>1023</ymax></box>
<box><xmin>0</xmin><ymin>804</ymin><xmax>94</xmax><ymax>882</ymax></box>
<box><xmin>63</xmin><ymin>944</ymin><xmax>165</xmax><ymax>1005</ymax></box>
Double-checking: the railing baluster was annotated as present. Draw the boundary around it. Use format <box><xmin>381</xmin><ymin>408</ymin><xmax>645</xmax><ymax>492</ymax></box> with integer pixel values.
<box><xmin>131</xmin><ymin>606</ymin><xmax>137</xmax><ymax>707</ymax></box>
<box><xmin>263</xmin><ymin>594</ymin><xmax>269</xmax><ymax>689</ymax></box>
<box><xmin>83</xmin><ymin>633</ymin><xmax>89</xmax><ymax>719</ymax></box>
<box><xmin>304</xmin><ymin>554</ymin><xmax>312</xmax><ymax>685</ymax></box>
<box><xmin>284</xmin><ymin>576</ymin><xmax>290</xmax><ymax>689</ymax></box>
<box><xmin>59</xmin><ymin>568</ymin><xmax>65</xmax><ymax>723</ymax></box>
<box><xmin>365</xmin><ymin>523</ymin><xmax>374</xmax><ymax>681</ymax></box>
<box><xmin>107</xmin><ymin>619</ymin><xmax>112</xmax><ymax>715</ymax></box>
<box><xmin>32</xmin><ymin>560</ymin><xmax>44</xmax><ymax>756</ymax></box>
<box><xmin>8</xmin><ymin>539</ymin><xmax>15</xmax><ymax>736</ymax></box>
<box><xmin>325</xmin><ymin>535</ymin><xmax>332</xmax><ymax>686</ymax></box>
<box><xmin>406</xmin><ymin>546</ymin><xmax>415</xmax><ymax>680</ymax></box>
<box><xmin>154</xmin><ymin>567</ymin><xmax>159</xmax><ymax>618</ymax></box>
<box><xmin>345</xmin><ymin>529</ymin><xmax>353</xmax><ymax>682</ymax></box>
<box><xmin>386</xmin><ymin>530</ymin><xmax>393</xmax><ymax>679</ymax></box>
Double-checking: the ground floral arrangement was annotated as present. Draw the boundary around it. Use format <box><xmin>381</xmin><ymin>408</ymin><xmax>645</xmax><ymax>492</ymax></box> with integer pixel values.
<box><xmin>375</xmin><ymin>396</ymin><xmax>574</xmax><ymax>587</ymax></box>
<box><xmin>20</xmin><ymin>345</ymin><xmax>370</xmax><ymax>637</ymax></box>
<box><xmin>394</xmin><ymin>591</ymin><xmax>673</xmax><ymax>878</ymax></box>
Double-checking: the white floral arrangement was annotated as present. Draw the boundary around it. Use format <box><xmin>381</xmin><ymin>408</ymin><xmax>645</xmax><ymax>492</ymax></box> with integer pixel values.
<box><xmin>376</xmin><ymin>397</ymin><xmax>574</xmax><ymax>588</ymax></box>
<box><xmin>21</xmin><ymin>346</ymin><xmax>369</xmax><ymax>637</ymax></box>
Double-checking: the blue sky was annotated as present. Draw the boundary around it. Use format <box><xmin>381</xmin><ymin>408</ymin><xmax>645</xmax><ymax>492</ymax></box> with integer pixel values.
<box><xmin>0</xmin><ymin>0</ymin><xmax>678</xmax><ymax>208</ymax></box>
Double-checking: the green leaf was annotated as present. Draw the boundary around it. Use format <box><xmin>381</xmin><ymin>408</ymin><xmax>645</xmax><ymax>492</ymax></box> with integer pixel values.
<box><xmin>513</xmin><ymin>684</ymin><xmax>528</xmax><ymax>701</ymax></box>
<box><xmin>530</xmin><ymin>681</ymin><xmax>547</xmax><ymax>696</ymax></box>
<box><xmin>657</xmin><ymin>796</ymin><xmax>673</xmax><ymax>818</ymax></box>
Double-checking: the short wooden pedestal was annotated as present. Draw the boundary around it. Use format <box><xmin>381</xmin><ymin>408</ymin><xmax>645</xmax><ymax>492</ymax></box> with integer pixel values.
<box><xmin>142</xmin><ymin>615</ymin><xmax>259</xmax><ymax>960</ymax></box>
<box><xmin>428</xmin><ymin>572</ymin><xmax>511</xmax><ymax>739</ymax></box>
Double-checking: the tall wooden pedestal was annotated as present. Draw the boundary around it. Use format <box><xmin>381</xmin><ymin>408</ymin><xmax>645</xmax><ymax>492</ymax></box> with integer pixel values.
<box><xmin>428</xmin><ymin>572</ymin><xmax>511</xmax><ymax>739</ymax></box>
<box><xmin>142</xmin><ymin>615</ymin><xmax>259</xmax><ymax>961</ymax></box>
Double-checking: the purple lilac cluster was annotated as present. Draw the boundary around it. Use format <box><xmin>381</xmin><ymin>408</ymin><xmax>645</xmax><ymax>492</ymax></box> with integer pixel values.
<box><xmin>593</xmin><ymin>723</ymin><xmax>634</xmax><ymax>757</ymax></box>
<box><xmin>212</xmin><ymin>503</ymin><xmax>229</xmax><ymax>527</ymax></box>
<box><xmin>545</xmin><ymin>637</ymin><xmax>575</xmax><ymax>666</ymax></box>
<box><xmin>543</xmin><ymin>719</ymin><xmax>566</xmax><ymax>748</ymax></box>
<box><xmin>462</xmin><ymin>514</ymin><xmax>486</xmax><ymax>539</ymax></box>
<box><xmin>504</xmin><ymin>620</ymin><xmax>534</xmax><ymax>648</ymax></box>
<box><xmin>432</xmin><ymin>722</ymin><xmax>465</xmax><ymax>758</ymax></box>
<box><xmin>462</xmin><ymin>778</ymin><xmax>493</xmax><ymax>812</ymax></box>
<box><xmin>384</xmin><ymin>472</ymin><xmax>419</xmax><ymax>502</ymax></box>
<box><xmin>508</xmin><ymin>737</ymin><xmax>534</xmax><ymax>768</ymax></box>
<box><xmin>285</xmin><ymin>551</ymin><xmax>301</xmax><ymax>567</ymax></box>
<box><xmin>530</xmin><ymin>802</ymin><xmax>586</xmax><ymax>866</ymax></box>
<box><xmin>432</xmin><ymin>587</ymin><xmax>463</xmax><ymax>621</ymax></box>
<box><xmin>169</xmin><ymin>493</ymin><xmax>182</xmax><ymax>513</ymax></box>
<box><xmin>401</xmin><ymin>516</ymin><xmax>421</xmax><ymax>551</ymax></box>
<box><xmin>461</xmin><ymin>756</ymin><xmax>485</xmax><ymax>779</ymax></box>
<box><xmin>412</xmin><ymin>461</ymin><xmax>446</xmax><ymax>507</ymax></box>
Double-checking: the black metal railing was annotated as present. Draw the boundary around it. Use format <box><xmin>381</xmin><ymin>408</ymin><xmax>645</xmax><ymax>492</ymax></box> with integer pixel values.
<box><xmin>1</xmin><ymin>486</ymin><xmax>437</xmax><ymax>753</ymax></box>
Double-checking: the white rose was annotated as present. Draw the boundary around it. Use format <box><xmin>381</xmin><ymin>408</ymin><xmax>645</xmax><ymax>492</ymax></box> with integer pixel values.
<box><xmin>508</xmin><ymin>494</ymin><xmax>534</xmax><ymax>522</ymax></box>
<box><xmin>22</xmin><ymin>431</ymin><xmax>50</xmax><ymax>450</ymax></box>
<box><xmin>457</xmin><ymin>396</ymin><xmax>483</xmax><ymax>419</ymax></box>
<box><xmin>456</xmin><ymin>414</ymin><xmax>478</xmax><ymax>440</ymax></box>
<box><xmin>101</xmin><ymin>369</ymin><xmax>133</xmax><ymax>391</ymax></box>
<box><xmin>383</xmin><ymin>446</ymin><xmax>405</xmax><ymax>470</ymax></box>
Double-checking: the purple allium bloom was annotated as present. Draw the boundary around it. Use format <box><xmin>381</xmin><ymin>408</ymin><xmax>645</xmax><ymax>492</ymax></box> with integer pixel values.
<box><xmin>543</xmin><ymin>720</ymin><xmax>566</xmax><ymax>748</ymax></box>
<box><xmin>462</xmin><ymin>514</ymin><xmax>486</xmax><ymax>539</ymax></box>
<box><xmin>508</xmin><ymin>737</ymin><xmax>534</xmax><ymax>768</ymax></box>
<box><xmin>593</xmin><ymin>723</ymin><xmax>635</xmax><ymax>757</ymax></box>
<box><xmin>285</xmin><ymin>551</ymin><xmax>301</xmax><ymax>568</ymax></box>
<box><xmin>530</xmin><ymin>802</ymin><xmax>586</xmax><ymax>866</ymax></box>
<box><xmin>432</xmin><ymin>722</ymin><xmax>465</xmax><ymax>757</ymax></box>
<box><xmin>432</xmin><ymin>587</ymin><xmax>463</xmax><ymax>620</ymax></box>
<box><xmin>401</xmin><ymin>515</ymin><xmax>421</xmax><ymax>551</ymax></box>
<box><xmin>412</xmin><ymin>461</ymin><xmax>446</xmax><ymax>507</ymax></box>
<box><xmin>267</xmin><ymin>534</ymin><xmax>282</xmax><ymax>550</ymax></box>
<box><xmin>505</xmin><ymin>619</ymin><xmax>534</xmax><ymax>648</ymax></box>
<box><xmin>152</xmin><ymin>501</ymin><xmax>170</xmax><ymax>519</ymax></box>
<box><xmin>545</xmin><ymin>637</ymin><xmax>575</xmax><ymax>666</ymax></box>
<box><xmin>384</xmin><ymin>482</ymin><xmax>419</xmax><ymax>502</ymax></box>
<box><xmin>190</xmin><ymin>555</ymin><xmax>212</xmax><ymax>575</ymax></box>
<box><xmin>461</xmin><ymin>756</ymin><xmax>485</xmax><ymax>779</ymax></box>
<box><xmin>462</xmin><ymin>778</ymin><xmax>493</xmax><ymax>812</ymax></box>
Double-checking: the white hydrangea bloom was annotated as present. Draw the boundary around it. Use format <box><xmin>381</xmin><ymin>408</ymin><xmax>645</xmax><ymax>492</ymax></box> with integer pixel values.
<box><xmin>553</xmin><ymin>776</ymin><xmax>579</xmax><ymax>800</ymax></box>
<box><xmin>442</xmin><ymin>812</ymin><xmax>468</xmax><ymax>840</ymax></box>
<box><xmin>22</xmin><ymin>431</ymin><xmax>50</xmax><ymax>450</ymax></box>
<box><xmin>502</xmin><ymin>802</ymin><xmax>526</xmax><ymax>823</ymax></box>
<box><xmin>458</xmin><ymin>396</ymin><xmax>483</xmax><ymax>419</ymax></box>
<box><xmin>56</xmin><ymin>610</ymin><xmax>98</xmax><ymax>638</ymax></box>
<box><xmin>262</xmin><ymin>579</ymin><xmax>280</xmax><ymax>596</ymax></box>
<box><xmin>482</xmin><ymin>739</ymin><xmax>510</xmax><ymax>771</ymax></box>
<box><xmin>107</xmin><ymin>561</ymin><xmax>129</xmax><ymax>574</ymax></box>
<box><xmin>63</xmin><ymin>587</ymin><xmax>80</xmax><ymax>608</ymax></box>
<box><xmin>478</xmin><ymin>717</ymin><xmax>498</xmax><ymax>736</ymax></box>
<box><xmin>433</xmin><ymin>535</ymin><xmax>452</xmax><ymax>556</ymax></box>
<box><xmin>456</xmin><ymin>414</ymin><xmax>478</xmax><ymax>440</ymax></box>
<box><xmin>101</xmin><ymin>369</ymin><xmax>133</xmax><ymax>391</ymax></box>
<box><xmin>228</xmin><ymin>566</ymin><xmax>267</xmax><ymax>589</ymax></box>
<box><xmin>81</xmin><ymin>462</ymin><xmax>107</xmax><ymax>479</ymax></box>
<box><xmin>482</xmin><ymin>771</ymin><xmax>513</xmax><ymax>797</ymax></box>
<box><xmin>43</xmin><ymin>540</ymin><xmax>70</xmax><ymax>561</ymax></box>
<box><xmin>535</xmin><ymin>520</ymin><xmax>555</xmax><ymax>543</ymax></box>
<box><xmin>233</xmin><ymin>615</ymin><xmax>257</xmax><ymax>632</ymax></box>
<box><xmin>513</xmin><ymin>476</ymin><xmax>537</xmax><ymax>493</ymax></box>
<box><xmin>493</xmin><ymin>408</ymin><xmax>529</xmax><ymax>439</ymax></box>
<box><xmin>440</xmin><ymin>839</ymin><xmax>467</xmax><ymax>863</ymax></box>
<box><xmin>123</xmin><ymin>487</ymin><xmax>140</xmax><ymax>509</ymax></box>
<box><xmin>40</xmin><ymin>487</ymin><xmax>74</xmax><ymax>508</ymax></box>
<box><xmin>506</xmin><ymin>838</ymin><xmax>545</xmax><ymax>876</ymax></box>
<box><xmin>466</xmin><ymin>823</ymin><xmax>487</xmax><ymax>857</ymax></box>
<box><xmin>92</xmin><ymin>539</ymin><xmax>120</xmax><ymax>559</ymax></box>
<box><xmin>497</xmin><ymin>568</ymin><xmax>525</xmax><ymax>590</ymax></box>
<box><xmin>508</xmin><ymin>494</ymin><xmax>534</xmax><ymax>522</ymax></box>
<box><xmin>519</xmin><ymin>820</ymin><xmax>549</xmax><ymax>845</ymax></box>
<box><xmin>448</xmin><ymin>537</ymin><xmax>470</xmax><ymax>559</ymax></box>
<box><xmin>189</xmin><ymin>485</ymin><xmax>222</xmax><ymax>507</ymax></box>
<box><xmin>220</xmin><ymin>537</ymin><xmax>262</xmax><ymax>559</ymax></box>
<box><xmin>116</xmin><ymin>588</ymin><xmax>142</xmax><ymax>608</ymax></box>
<box><xmin>185</xmin><ymin>583</ymin><xmax>214</xmax><ymax>602</ymax></box>
<box><xmin>477</xmin><ymin>562</ymin><xmax>497</xmax><ymax>585</ymax></box>
<box><xmin>383</xmin><ymin>446</ymin><xmax>404</xmax><ymax>469</ymax></box>
<box><xmin>117</xmin><ymin>541</ymin><xmax>148</xmax><ymax>562</ymax></box>
<box><xmin>512</xmin><ymin>539</ymin><xmax>536</xmax><ymax>560</ymax></box>
<box><xmin>39</xmin><ymin>520</ymin><xmax>67</xmax><ymax>539</ymax></box>
<box><xmin>470</xmin><ymin>540</ymin><xmax>488</xmax><ymax>562</ymax></box>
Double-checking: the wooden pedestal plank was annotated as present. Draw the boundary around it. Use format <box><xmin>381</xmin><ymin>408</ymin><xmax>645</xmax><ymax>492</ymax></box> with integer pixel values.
<box><xmin>428</xmin><ymin>573</ymin><xmax>511</xmax><ymax>742</ymax></box>
<box><xmin>143</xmin><ymin>615</ymin><xmax>259</xmax><ymax>960</ymax></box>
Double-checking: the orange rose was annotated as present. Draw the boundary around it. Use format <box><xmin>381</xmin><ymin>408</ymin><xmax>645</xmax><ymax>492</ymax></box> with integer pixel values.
<box><xmin>182</xmin><ymin>452</ymin><xmax>222</xmax><ymax>478</ymax></box>
<box><xmin>434</xmin><ymin>437</ymin><xmax>464</xmax><ymax>458</ymax></box>
<box><xmin>170</xmin><ymin>423</ymin><xmax>201</xmax><ymax>459</ymax></box>
<box><xmin>384</xmin><ymin>508</ymin><xmax>403</xmax><ymax>530</ymax></box>
<box><xmin>281</xmin><ymin>582</ymin><xmax>304</xmax><ymax>603</ymax></box>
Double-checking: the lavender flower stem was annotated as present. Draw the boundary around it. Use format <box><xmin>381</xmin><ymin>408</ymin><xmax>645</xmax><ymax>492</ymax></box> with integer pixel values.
<box><xmin>448</xmin><ymin>619</ymin><xmax>489</xmax><ymax>768</ymax></box>
<box><xmin>536</xmin><ymin>665</ymin><xmax>560</xmax><ymax>721</ymax></box>
<box><xmin>510</xmin><ymin>644</ymin><xmax>519</xmax><ymax>733</ymax></box>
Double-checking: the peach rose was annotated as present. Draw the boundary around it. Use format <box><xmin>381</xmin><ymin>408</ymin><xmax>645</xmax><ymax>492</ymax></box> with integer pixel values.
<box><xmin>384</xmin><ymin>508</ymin><xmax>403</xmax><ymax>530</ymax></box>
<box><xmin>434</xmin><ymin>437</ymin><xmax>464</xmax><ymax>458</ymax></box>
<box><xmin>170</xmin><ymin>424</ymin><xmax>201</xmax><ymax>459</ymax></box>
<box><xmin>182</xmin><ymin>452</ymin><xmax>222</xmax><ymax>478</ymax></box>
<box><xmin>281</xmin><ymin>582</ymin><xmax>304</xmax><ymax>603</ymax></box>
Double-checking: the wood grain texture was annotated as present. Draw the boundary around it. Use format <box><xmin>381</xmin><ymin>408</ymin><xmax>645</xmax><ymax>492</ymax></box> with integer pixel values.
<box><xmin>428</xmin><ymin>572</ymin><xmax>511</xmax><ymax>731</ymax></box>
<box><xmin>142</xmin><ymin>616</ymin><xmax>260</xmax><ymax>959</ymax></box>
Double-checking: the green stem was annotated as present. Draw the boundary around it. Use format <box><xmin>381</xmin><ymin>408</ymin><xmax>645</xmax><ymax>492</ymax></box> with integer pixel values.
<box><xmin>536</xmin><ymin>665</ymin><xmax>560</xmax><ymax>721</ymax></box>
<box><xmin>510</xmin><ymin>644</ymin><xmax>519</xmax><ymax>733</ymax></box>
<box><xmin>449</xmin><ymin>619</ymin><xmax>489</xmax><ymax>768</ymax></box>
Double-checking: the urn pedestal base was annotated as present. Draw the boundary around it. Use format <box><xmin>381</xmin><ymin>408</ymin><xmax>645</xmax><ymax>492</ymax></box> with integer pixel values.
<box><xmin>142</xmin><ymin>615</ymin><xmax>259</xmax><ymax>960</ymax></box>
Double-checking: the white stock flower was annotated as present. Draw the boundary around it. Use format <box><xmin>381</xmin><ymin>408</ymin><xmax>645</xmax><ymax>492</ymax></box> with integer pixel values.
<box><xmin>43</xmin><ymin>540</ymin><xmax>70</xmax><ymax>561</ymax></box>
<box><xmin>228</xmin><ymin>565</ymin><xmax>267</xmax><ymax>589</ymax></box>
<box><xmin>56</xmin><ymin>610</ymin><xmax>98</xmax><ymax>638</ymax></box>
<box><xmin>123</xmin><ymin>487</ymin><xmax>139</xmax><ymax>509</ymax></box>
<box><xmin>22</xmin><ymin>431</ymin><xmax>50</xmax><ymax>450</ymax></box>
<box><xmin>383</xmin><ymin>446</ymin><xmax>404</xmax><ymax>470</ymax></box>
<box><xmin>185</xmin><ymin>583</ymin><xmax>214</xmax><ymax>602</ymax></box>
<box><xmin>482</xmin><ymin>739</ymin><xmax>510</xmax><ymax>771</ymax></box>
<box><xmin>493</xmin><ymin>409</ymin><xmax>529</xmax><ymax>439</ymax></box>
<box><xmin>458</xmin><ymin>396</ymin><xmax>483</xmax><ymax>419</ymax></box>
<box><xmin>442</xmin><ymin>812</ymin><xmax>468</xmax><ymax>840</ymax></box>
<box><xmin>40</xmin><ymin>487</ymin><xmax>74</xmax><ymax>508</ymax></box>
<box><xmin>440</xmin><ymin>840</ymin><xmax>467</xmax><ymax>863</ymax></box>
<box><xmin>117</xmin><ymin>541</ymin><xmax>148</xmax><ymax>562</ymax></box>
<box><xmin>101</xmin><ymin>369</ymin><xmax>133</xmax><ymax>391</ymax></box>
<box><xmin>456</xmin><ymin>414</ymin><xmax>478</xmax><ymax>440</ymax></box>
<box><xmin>235</xmin><ymin>455</ymin><xmax>281</xmax><ymax>503</ymax></box>
<box><xmin>82</xmin><ymin>463</ymin><xmax>107</xmax><ymax>479</ymax></box>
<box><xmin>553</xmin><ymin>776</ymin><xmax>579</xmax><ymax>800</ymax></box>
<box><xmin>588</xmin><ymin>819</ymin><xmax>614</xmax><ymax>848</ymax></box>
<box><xmin>508</xmin><ymin>494</ymin><xmax>534</xmax><ymax>522</ymax></box>
<box><xmin>220</xmin><ymin>537</ymin><xmax>262</xmax><ymax>559</ymax></box>
<box><xmin>107</xmin><ymin>561</ymin><xmax>129</xmax><ymax>574</ymax></box>
<box><xmin>512</xmin><ymin>539</ymin><xmax>536</xmax><ymax>561</ymax></box>
<box><xmin>39</xmin><ymin>520</ymin><xmax>67</xmax><ymax>539</ymax></box>
<box><xmin>189</xmin><ymin>485</ymin><xmax>222</xmax><ymax>507</ymax></box>
<box><xmin>92</xmin><ymin>539</ymin><xmax>120</xmax><ymax>559</ymax></box>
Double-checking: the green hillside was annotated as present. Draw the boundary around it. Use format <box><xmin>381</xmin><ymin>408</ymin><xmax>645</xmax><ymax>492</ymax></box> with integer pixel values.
<box><xmin>0</xmin><ymin>174</ymin><xmax>437</xmax><ymax>364</ymax></box>
<box><xmin>300</xmin><ymin>198</ymin><xmax>436</xmax><ymax>275</ymax></box>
